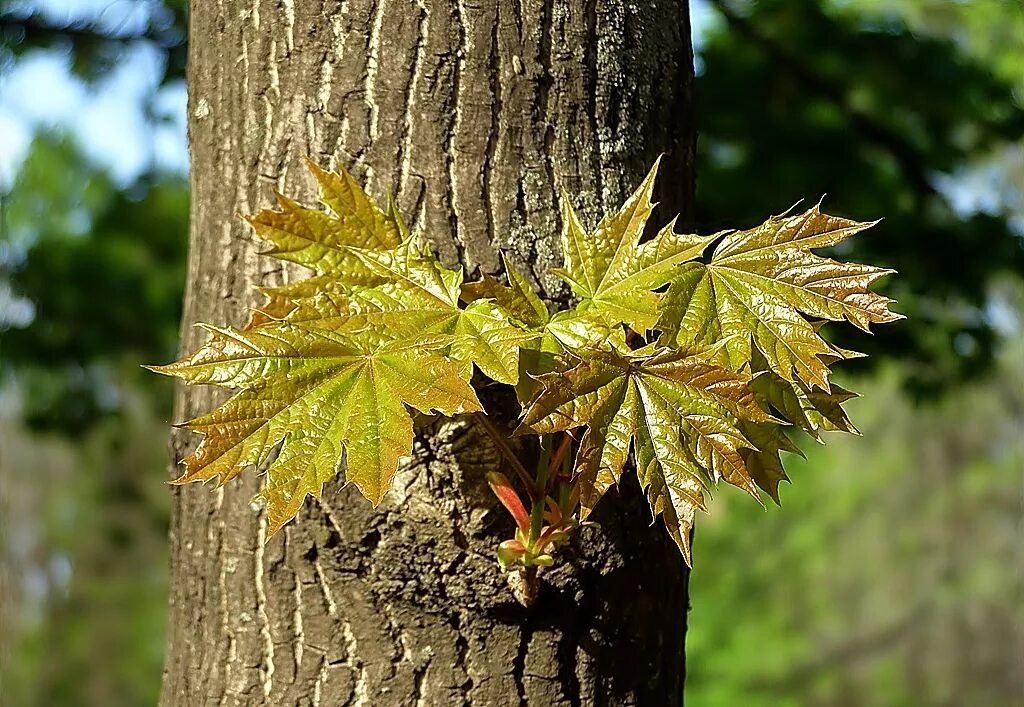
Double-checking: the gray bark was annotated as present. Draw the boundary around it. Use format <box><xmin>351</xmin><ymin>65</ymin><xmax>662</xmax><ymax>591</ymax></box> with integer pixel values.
<box><xmin>162</xmin><ymin>1</ymin><xmax>696</xmax><ymax>705</ymax></box>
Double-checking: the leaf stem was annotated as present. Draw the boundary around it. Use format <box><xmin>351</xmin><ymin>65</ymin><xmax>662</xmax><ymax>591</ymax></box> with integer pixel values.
<box><xmin>548</xmin><ymin>433</ymin><xmax>573</xmax><ymax>478</ymax></box>
<box><xmin>473</xmin><ymin>412</ymin><xmax>540</xmax><ymax>501</ymax></box>
<box><xmin>529</xmin><ymin>436</ymin><xmax>553</xmax><ymax>542</ymax></box>
<box><xmin>537</xmin><ymin>435</ymin><xmax>552</xmax><ymax>489</ymax></box>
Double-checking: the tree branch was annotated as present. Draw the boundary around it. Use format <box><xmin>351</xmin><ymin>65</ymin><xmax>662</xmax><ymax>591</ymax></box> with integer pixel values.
<box><xmin>709</xmin><ymin>0</ymin><xmax>936</xmax><ymax>201</ymax></box>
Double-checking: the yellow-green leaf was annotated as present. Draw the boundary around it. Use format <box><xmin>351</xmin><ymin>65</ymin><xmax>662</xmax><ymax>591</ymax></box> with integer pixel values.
<box><xmin>658</xmin><ymin>204</ymin><xmax>902</xmax><ymax>389</ymax></box>
<box><xmin>277</xmin><ymin>240</ymin><xmax>534</xmax><ymax>385</ymax></box>
<box><xmin>451</xmin><ymin>300</ymin><xmax>536</xmax><ymax>384</ymax></box>
<box><xmin>244</xmin><ymin>160</ymin><xmax>404</xmax><ymax>323</ymax></box>
<box><xmin>751</xmin><ymin>370</ymin><xmax>860</xmax><ymax>442</ymax></box>
<box><xmin>149</xmin><ymin>324</ymin><xmax>481</xmax><ymax>533</ymax></box>
<box><xmin>461</xmin><ymin>255</ymin><xmax>550</xmax><ymax>329</ymax></box>
<box><xmin>552</xmin><ymin>159</ymin><xmax>707</xmax><ymax>332</ymax></box>
<box><xmin>462</xmin><ymin>259</ymin><xmax>618</xmax><ymax>399</ymax></box>
<box><xmin>520</xmin><ymin>346</ymin><xmax>774</xmax><ymax>563</ymax></box>
<box><xmin>739</xmin><ymin>421</ymin><xmax>802</xmax><ymax>504</ymax></box>
<box><xmin>149</xmin><ymin>156</ymin><xmax>903</xmax><ymax>559</ymax></box>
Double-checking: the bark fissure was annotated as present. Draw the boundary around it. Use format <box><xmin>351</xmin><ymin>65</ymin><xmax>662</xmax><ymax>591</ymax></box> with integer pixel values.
<box><xmin>163</xmin><ymin>1</ymin><xmax>696</xmax><ymax>704</ymax></box>
<box><xmin>397</xmin><ymin>0</ymin><xmax>428</xmax><ymax>205</ymax></box>
<box><xmin>513</xmin><ymin>625</ymin><xmax>531</xmax><ymax>706</ymax></box>
<box><xmin>482</xmin><ymin>5</ymin><xmax>501</xmax><ymax>256</ymax></box>
<box><xmin>584</xmin><ymin>0</ymin><xmax>603</xmax><ymax>214</ymax></box>
<box><xmin>445</xmin><ymin>0</ymin><xmax>467</xmax><ymax>267</ymax></box>
<box><xmin>255</xmin><ymin>513</ymin><xmax>275</xmax><ymax>699</ymax></box>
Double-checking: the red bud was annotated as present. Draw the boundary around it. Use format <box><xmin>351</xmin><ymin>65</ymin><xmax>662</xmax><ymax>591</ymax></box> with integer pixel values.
<box><xmin>487</xmin><ymin>472</ymin><xmax>531</xmax><ymax>534</ymax></box>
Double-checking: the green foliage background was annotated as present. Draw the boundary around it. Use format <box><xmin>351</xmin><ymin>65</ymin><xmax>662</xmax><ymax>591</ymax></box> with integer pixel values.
<box><xmin>1</xmin><ymin>0</ymin><xmax>1020</xmax><ymax>704</ymax></box>
<box><xmin>687</xmin><ymin>318</ymin><xmax>1024</xmax><ymax>705</ymax></box>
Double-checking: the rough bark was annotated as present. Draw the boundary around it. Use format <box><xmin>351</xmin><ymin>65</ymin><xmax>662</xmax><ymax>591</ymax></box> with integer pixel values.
<box><xmin>162</xmin><ymin>1</ymin><xmax>696</xmax><ymax>705</ymax></box>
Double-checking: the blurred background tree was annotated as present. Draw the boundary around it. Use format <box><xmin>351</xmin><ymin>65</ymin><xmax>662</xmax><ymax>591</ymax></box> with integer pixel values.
<box><xmin>1</xmin><ymin>2</ymin><xmax>186</xmax><ymax>705</ymax></box>
<box><xmin>686</xmin><ymin>2</ymin><xmax>1023</xmax><ymax>704</ymax></box>
<box><xmin>0</xmin><ymin>0</ymin><xmax>1020</xmax><ymax>705</ymax></box>
<box><xmin>687</xmin><ymin>299</ymin><xmax>1024</xmax><ymax>706</ymax></box>
<box><xmin>695</xmin><ymin>0</ymin><xmax>1024</xmax><ymax>392</ymax></box>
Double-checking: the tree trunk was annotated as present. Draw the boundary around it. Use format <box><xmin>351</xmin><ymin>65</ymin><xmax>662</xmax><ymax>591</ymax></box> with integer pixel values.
<box><xmin>162</xmin><ymin>1</ymin><xmax>696</xmax><ymax>705</ymax></box>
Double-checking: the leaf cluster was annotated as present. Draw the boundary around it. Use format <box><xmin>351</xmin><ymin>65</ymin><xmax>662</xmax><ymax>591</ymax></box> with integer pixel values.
<box><xmin>151</xmin><ymin>159</ymin><xmax>900</xmax><ymax>561</ymax></box>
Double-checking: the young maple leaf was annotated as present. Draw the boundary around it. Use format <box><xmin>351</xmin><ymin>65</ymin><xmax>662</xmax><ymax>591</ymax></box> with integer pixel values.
<box><xmin>739</xmin><ymin>343</ymin><xmax>862</xmax><ymax>502</ymax></box>
<box><xmin>737</xmin><ymin>421</ymin><xmax>803</xmax><ymax>504</ymax></box>
<box><xmin>461</xmin><ymin>254</ymin><xmax>620</xmax><ymax>400</ymax></box>
<box><xmin>244</xmin><ymin>159</ymin><xmax>405</xmax><ymax>323</ymax></box>
<box><xmin>462</xmin><ymin>254</ymin><xmax>550</xmax><ymax>330</ymax></box>
<box><xmin>241</xmin><ymin>232</ymin><xmax>534</xmax><ymax>387</ymax></box>
<box><xmin>746</xmin><ymin>334</ymin><xmax>861</xmax><ymax>443</ymax></box>
<box><xmin>552</xmin><ymin>159</ymin><xmax>707</xmax><ymax>333</ymax></box>
<box><xmin>519</xmin><ymin>345</ymin><xmax>776</xmax><ymax>563</ymax></box>
<box><xmin>462</xmin><ymin>254</ymin><xmax>620</xmax><ymax>346</ymax></box>
<box><xmin>150</xmin><ymin>155</ymin><xmax>904</xmax><ymax>559</ymax></box>
<box><xmin>152</xmin><ymin>161</ymin><xmax>545</xmax><ymax>535</ymax></box>
<box><xmin>751</xmin><ymin>371</ymin><xmax>860</xmax><ymax>441</ymax></box>
<box><xmin>148</xmin><ymin>324</ymin><xmax>481</xmax><ymax>534</ymax></box>
<box><xmin>249</xmin><ymin>159</ymin><xmax>403</xmax><ymax>275</ymax></box>
<box><xmin>282</xmin><ymin>240</ymin><xmax>535</xmax><ymax>385</ymax></box>
<box><xmin>658</xmin><ymin>203</ymin><xmax>902</xmax><ymax>389</ymax></box>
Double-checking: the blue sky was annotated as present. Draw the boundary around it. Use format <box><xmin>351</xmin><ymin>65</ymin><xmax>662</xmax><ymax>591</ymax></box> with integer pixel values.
<box><xmin>0</xmin><ymin>0</ymin><xmax>188</xmax><ymax>188</ymax></box>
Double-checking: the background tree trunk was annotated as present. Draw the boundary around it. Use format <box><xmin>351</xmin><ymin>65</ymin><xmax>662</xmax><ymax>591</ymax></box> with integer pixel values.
<box><xmin>162</xmin><ymin>1</ymin><xmax>696</xmax><ymax>704</ymax></box>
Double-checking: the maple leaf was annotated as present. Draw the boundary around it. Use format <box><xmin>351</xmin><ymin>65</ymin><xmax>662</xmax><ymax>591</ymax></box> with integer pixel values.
<box><xmin>462</xmin><ymin>255</ymin><xmax>550</xmax><ymax>330</ymax></box>
<box><xmin>553</xmin><ymin>159</ymin><xmax>707</xmax><ymax>333</ymax></box>
<box><xmin>461</xmin><ymin>255</ymin><xmax>615</xmax><ymax>348</ymax></box>
<box><xmin>751</xmin><ymin>369</ymin><xmax>860</xmax><ymax>441</ymax></box>
<box><xmin>248</xmin><ymin>159</ymin><xmax>403</xmax><ymax>275</ymax></box>
<box><xmin>738</xmin><ymin>421</ymin><xmax>802</xmax><ymax>504</ymax></box>
<box><xmin>462</xmin><ymin>256</ymin><xmax>623</xmax><ymax>401</ymax></box>
<box><xmin>280</xmin><ymin>240</ymin><xmax>535</xmax><ymax>385</ymax></box>
<box><xmin>744</xmin><ymin>343</ymin><xmax>861</xmax><ymax>443</ymax></box>
<box><xmin>244</xmin><ymin>160</ymin><xmax>404</xmax><ymax>324</ymax></box>
<box><xmin>150</xmin><ymin>155</ymin><xmax>904</xmax><ymax>566</ymax></box>
<box><xmin>519</xmin><ymin>345</ymin><xmax>775</xmax><ymax>562</ymax></box>
<box><xmin>148</xmin><ymin>324</ymin><xmax>481</xmax><ymax>533</ymax></box>
<box><xmin>657</xmin><ymin>203</ymin><xmax>902</xmax><ymax>389</ymax></box>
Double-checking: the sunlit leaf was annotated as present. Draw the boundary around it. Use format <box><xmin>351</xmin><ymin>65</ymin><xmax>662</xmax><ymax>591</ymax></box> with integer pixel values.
<box><xmin>151</xmin><ymin>158</ymin><xmax>901</xmax><ymax>557</ymax></box>
<box><xmin>149</xmin><ymin>324</ymin><xmax>481</xmax><ymax>532</ymax></box>
<box><xmin>553</xmin><ymin>159</ymin><xmax>707</xmax><ymax>333</ymax></box>
<box><xmin>463</xmin><ymin>259</ymin><xmax>619</xmax><ymax>401</ymax></box>
<box><xmin>462</xmin><ymin>255</ymin><xmax>550</xmax><ymax>329</ymax></box>
<box><xmin>520</xmin><ymin>345</ymin><xmax>775</xmax><ymax>563</ymax></box>
<box><xmin>738</xmin><ymin>421</ymin><xmax>802</xmax><ymax>504</ymax></box>
<box><xmin>658</xmin><ymin>203</ymin><xmax>902</xmax><ymax>389</ymax></box>
<box><xmin>244</xmin><ymin>160</ymin><xmax>404</xmax><ymax>324</ymax></box>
